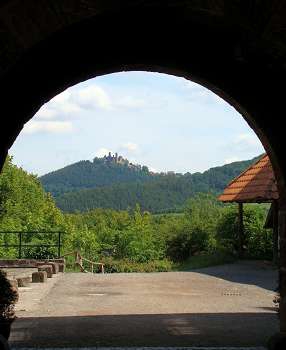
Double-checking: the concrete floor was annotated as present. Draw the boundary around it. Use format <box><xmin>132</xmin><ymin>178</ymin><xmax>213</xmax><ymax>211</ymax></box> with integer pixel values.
<box><xmin>9</xmin><ymin>261</ymin><xmax>279</xmax><ymax>348</ymax></box>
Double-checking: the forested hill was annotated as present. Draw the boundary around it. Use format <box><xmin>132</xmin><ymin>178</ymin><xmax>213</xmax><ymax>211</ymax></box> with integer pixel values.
<box><xmin>40</xmin><ymin>155</ymin><xmax>153</xmax><ymax>197</ymax></box>
<box><xmin>42</xmin><ymin>154</ymin><xmax>263</xmax><ymax>213</ymax></box>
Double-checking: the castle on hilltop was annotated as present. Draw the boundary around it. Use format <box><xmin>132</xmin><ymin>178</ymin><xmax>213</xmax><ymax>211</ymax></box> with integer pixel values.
<box><xmin>103</xmin><ymin>152</ymin><xmax>130</xmax><ymax>166</ymax></box>
<box><xmin>100</xmin><ymin>152</ymin><xmax>147</xmax><ymax>172</ymax></box>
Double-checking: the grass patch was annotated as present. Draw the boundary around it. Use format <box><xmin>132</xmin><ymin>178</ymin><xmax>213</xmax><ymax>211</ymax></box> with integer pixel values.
<box><xmin>175</xmin><ymin>251</ymin><xmax>236</xmax><ymax>271</ymax></box>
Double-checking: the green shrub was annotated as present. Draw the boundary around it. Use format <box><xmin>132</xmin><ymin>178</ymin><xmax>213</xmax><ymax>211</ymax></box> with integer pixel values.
<box><xmin>101</xmin><ymin>257</ymin><xmax>173</xmax><ymax>273</ymax></box>
<box><xmin>176</xmin><ymin>251</ymin><xmax>236</xmax><ymax>270</ymax></box>
<box><xmin>166</xmin><ymin>230</ymin><xmax>192</xmax><ymax>262</ymax></box>
<box><xmin>23</xmin><ymin>244</ymin><xmax>57</xmax><ymax>260</ymax></box>
<box><xmin>216</xmin><ymin>204</ymin><xmax>272</xmax><ymax>259</ymax></box>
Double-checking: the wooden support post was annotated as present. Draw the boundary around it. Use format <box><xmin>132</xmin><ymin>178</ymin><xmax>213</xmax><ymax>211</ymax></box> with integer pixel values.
<box><xmin>273</xmin><ymin>200</ymin><xmax>279</xmax><ymax>266</ymax></box>
<box><xmin>238</xmin><ymin>202</ymin><xmax>244</xmax><ymax>258</ymax></box>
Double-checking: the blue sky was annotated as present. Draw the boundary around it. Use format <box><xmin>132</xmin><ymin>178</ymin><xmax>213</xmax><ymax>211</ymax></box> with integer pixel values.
<box><xmin>9</xmin><ymin>71</ymin><xmax>265</xmax><ymax>176</ymax></box>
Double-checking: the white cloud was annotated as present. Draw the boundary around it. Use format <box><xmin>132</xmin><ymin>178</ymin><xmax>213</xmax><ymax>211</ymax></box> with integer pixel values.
<box><xmin>121</xmin><ymin>142</ymin><xmax>138</xmax><ymax>153</ymax></box>
<box><xmin>94</xmin><ymin>147</ymin><xmax>112</xmax><ymax>157</ymax></box>
<box><xmin>223</xmin><ymin>133</ymin><xmax>264</xmax><ymax>162</ymax></box>
<box><xmin>94</xmin><ymin>143</ymin><xmax>138</xmax><ymax>159</ymax></box>
<box><xmin>233</xmin><ymin>132</ymin><xmax>263</xmax><ymax>152</ymax></box>
<box><xmin>184</xmin><ymin>80</ymin><xmax>227</xmax><ymax>105</ymax></box>
<box><xmin>49</xmin><ymin>89</ymin><xmax>82</xmax><ymax>114</ymax></box>
<box><xmin>77</xmin><ymin>85</ymin><xmax>112</xmax><ymax>110</ymax></box>
<box><xmin>35</xmin><ymin>85</ymin><xmax>111</xmax><ymax>121</ymax></box>
<box><xmin>52</xmin><ymin>90</ymin><xmax>71</xmax><ymax>104</ymax></box>
<box><xmin>76</xmin><ymin>86</ymin><xmax>147</xmax><ymax>110</ymax></box>
<box><xmin>23</xmin><ymin>121</ymin><xmax>74</xmax><ymax>134</ymax></box>
<box><xmin>59</xmin><ymin>101</ymin><xmax>81</xmax><ymax>114</ymax></box>
<box><xmin>148</xmin><ymin>166</ymin><xmax>158</xmax><ymax>173</ymax></box>
<box><xmin>224</xmin><ymin>156</ymin><xmax>240</xmax><ymax>164</ymax></box>
<box><xmin>34</xmin><ymin>84</ymin><xmax>148</xmax><ymax>121</ymax></box>
<box><xmin>36</xmin><ymin>90</ymin><xmax>82</xmax><ymax>120</ymax></box>
<box><xmin>37</xmin><ymin>106</ymin><xmax>58</xmax><ymax>120</ymax></box>
<box><xmin>235</xmin><ymin>133</ymin><xmax>258</xmax><ymax>145</ymax></box>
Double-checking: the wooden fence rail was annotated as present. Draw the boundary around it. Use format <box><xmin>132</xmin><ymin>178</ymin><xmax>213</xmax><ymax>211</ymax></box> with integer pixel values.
<box><xmin>61</xmin><ymin>250</ymin><xmax>104</xmax><ymax>274</ymax></box>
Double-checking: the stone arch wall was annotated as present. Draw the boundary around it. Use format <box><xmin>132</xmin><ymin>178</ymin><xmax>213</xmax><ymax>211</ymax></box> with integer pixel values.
<box><xmin>1</xmin><ymin>1</ymin><xmax>286</xmax><ymax>337</ymax></box>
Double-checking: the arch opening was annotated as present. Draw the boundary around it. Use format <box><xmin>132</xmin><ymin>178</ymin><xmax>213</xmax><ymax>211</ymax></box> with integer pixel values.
<box><xmin>1</xmin><ymin>71</ymin><xmax>280</xmax><ymax>348</ymax></box>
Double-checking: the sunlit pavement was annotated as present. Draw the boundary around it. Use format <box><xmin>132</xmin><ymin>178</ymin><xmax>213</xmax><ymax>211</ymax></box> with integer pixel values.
<box><xmin>9</xmin><ymin>262</ymin><xmax>278</xmax><ymax>348</ymax></box>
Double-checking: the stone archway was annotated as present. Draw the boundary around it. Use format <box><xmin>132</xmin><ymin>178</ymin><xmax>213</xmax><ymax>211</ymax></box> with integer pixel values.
<box><xmin>1</xmin><ymin>0</ymin><xmax>286</xmax><ymax>343</ymax></box>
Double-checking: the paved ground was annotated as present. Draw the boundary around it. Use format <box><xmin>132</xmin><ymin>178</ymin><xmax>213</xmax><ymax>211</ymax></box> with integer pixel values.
<box><xmin>9</xmin><ymin>261</ymin><xmax>279</xmax><ymax>348</ymax></box>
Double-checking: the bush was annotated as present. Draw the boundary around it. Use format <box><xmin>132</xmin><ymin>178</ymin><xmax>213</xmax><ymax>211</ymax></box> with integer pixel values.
<box><xmin>23</xmin><ymin>244</ymin><xmax>57</xmax><ymax>259</ymax></box>
<box><xmin>164</xmin><ymin>219</ymin><xmax>213</xmax><ymax>262</ymax></box>
<box><xmin>101</xmin><ymin>257</ymin><xmax>173</xmax><ymax>273</ymax></box>
<box><xmin>216</xmin><ymin>204</ymin><xmax>272</xmax><ymax>259</ymax></box>
<box><xmin>177</xmin><ymin>251</ymin><xmax>235</xmax><ymax>270</ymax></box>
<box><xmin>166</xmin><ymin>230</ymin><xmax>192</xmax><ymax>262</ymax></box>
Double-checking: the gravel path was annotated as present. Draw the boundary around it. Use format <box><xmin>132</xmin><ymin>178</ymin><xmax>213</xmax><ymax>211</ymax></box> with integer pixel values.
<box><xmin>10</xmin><ymin>261</ymin><xmax>279</xmax><ymax>348</ymax></box>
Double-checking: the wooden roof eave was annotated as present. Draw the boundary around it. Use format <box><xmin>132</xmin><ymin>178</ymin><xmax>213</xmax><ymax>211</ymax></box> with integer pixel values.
<box><xmin>218</xmin><ymin>153</ymin><xmax>278</xmax><ymax>204</ymax></box>
<box><xmin>219</xmin><ymin>198</ymin><xmax>274</xmax><ymax>204</ymax></box>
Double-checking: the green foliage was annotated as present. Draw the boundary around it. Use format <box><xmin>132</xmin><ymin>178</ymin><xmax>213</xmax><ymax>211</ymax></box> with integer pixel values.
<box><xmin>41</xmin><ymin>155</ymin><xmax>262</xmax><ymax>213</ymax></box>
<box><xmin>23</xmin><ymin>244</ymin><xmax>57</xmax><ymax>260</ymax></box>
<box><xmin>0</xmin><ymin>156</ymin><xmax>273</xmax><ymax>273</ymax></box>
<box><xmin>216</xmin><ymin>204</ymin><xmax>272</xmax><ymax>259</ymax></box>
<box><xmin>155</xmin><ymin>194</ymin><xmax>221</xmax><ymax>262</ymax></box>
<box><xmin>176</xmin><ymin>251</ymin><xmax>236</xmax><ymax>270</ymax></box>
<box><xmin>0</xmin><ymin>156</ymin><xmax>68</xmax><ymax>258</ymax></box>
<box><xmin>65</xmin><ymin>205</ymin><xmax>164</xmax><ymax>264</ymax></box>
<box><xmin>99</xmin><ymin>257</ymin><xmax>173</xmax><ymax>273</ymax></box>
<box><xmin>166</xmin><ymin>230</ymin><xmax>192</xmax><ymax>262</ymax></box>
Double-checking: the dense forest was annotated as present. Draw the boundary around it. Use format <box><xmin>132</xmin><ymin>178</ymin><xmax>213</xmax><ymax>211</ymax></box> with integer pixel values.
<box><xmin>0</xmin><ymin>156</ymin><xmax>272</xmax><ymax>272</ymax></box>
<box><xmin>41</xmin><ymin>154</ymin><xmax>262</xmax><ymax>213</ymax></box>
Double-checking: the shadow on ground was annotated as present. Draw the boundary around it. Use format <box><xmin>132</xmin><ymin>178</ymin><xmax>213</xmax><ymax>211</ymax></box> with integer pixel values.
<box><xmin>193</xmin><ymin>260</ymin><xmax>278</xmax><ymax>291</ymax></box>
<box><xmin>10</xmin><ymin>312</ymin><xmax>278</xmax><ymax>348</ymax></box>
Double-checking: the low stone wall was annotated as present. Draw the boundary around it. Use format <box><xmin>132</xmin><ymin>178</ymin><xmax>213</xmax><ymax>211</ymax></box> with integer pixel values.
<box><xmin>0</xmin><ymin>259</ymin><xmax>42</xmax><ymax>268</ymax></box>
<box><xmin>1</xmin><ymin>259</ymin><xmax>65</xmax><ymax>287</ymax></box>
<box><xmin>0</xmin><ymin>258</ymin><xmax>65</xmax><ymax>269</ymax></box>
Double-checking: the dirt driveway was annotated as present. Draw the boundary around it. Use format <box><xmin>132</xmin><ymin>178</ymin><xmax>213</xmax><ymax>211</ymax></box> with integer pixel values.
<box><xmin>10</xmin><ymin>261</ymin><xmax>278</xmax><ymax>347</ymax></box>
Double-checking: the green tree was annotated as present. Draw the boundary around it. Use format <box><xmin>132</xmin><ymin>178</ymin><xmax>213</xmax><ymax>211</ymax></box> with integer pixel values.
<box><xmin>0</xmin><ymin>156</ymin><xmax>68</xmax><ymax>258</ymax></box>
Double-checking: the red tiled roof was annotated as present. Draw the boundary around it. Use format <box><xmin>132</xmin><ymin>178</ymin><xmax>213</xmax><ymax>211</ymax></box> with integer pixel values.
<box><xmin>218</xmin><ymin>154</ymin><xmax>279</xmax><ymax>203</ymax></box>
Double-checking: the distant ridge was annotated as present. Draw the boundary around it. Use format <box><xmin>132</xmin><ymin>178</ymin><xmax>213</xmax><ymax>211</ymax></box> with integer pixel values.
<box><xmin>40</xmin><ymin>154</ymin><xmax>262</xmax><ymax>213</ymax></box>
